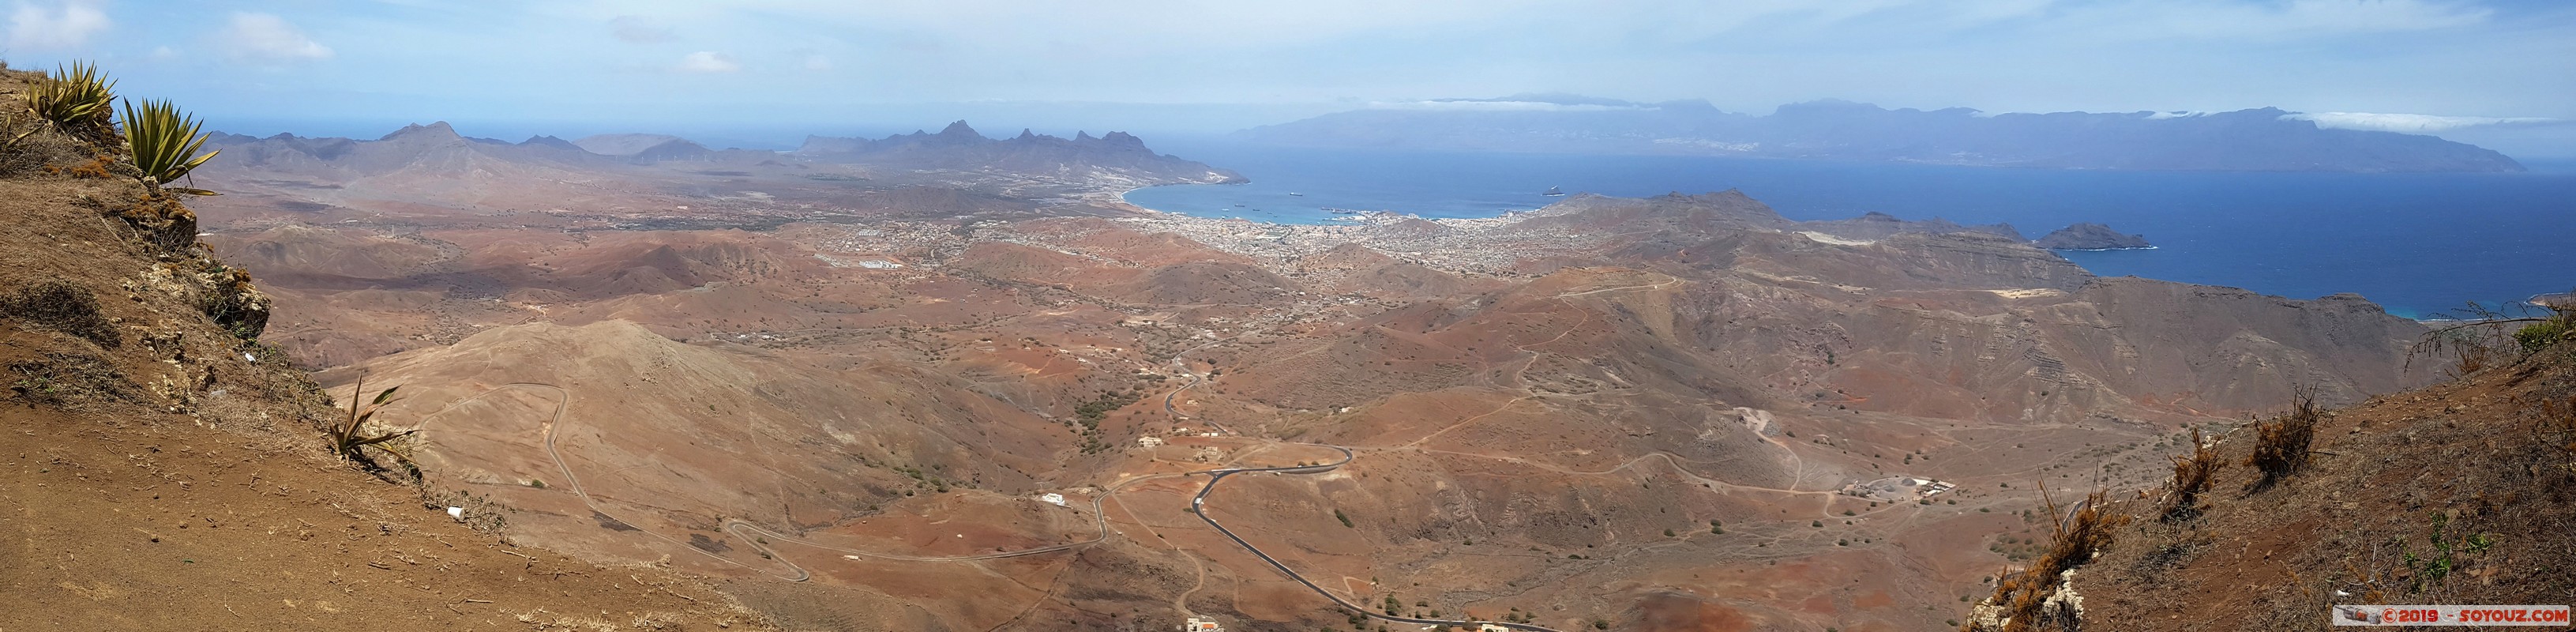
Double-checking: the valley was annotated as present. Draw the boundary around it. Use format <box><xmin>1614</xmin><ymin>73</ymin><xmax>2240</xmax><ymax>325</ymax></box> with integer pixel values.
<box><xmin>173</xmin><ymin>122</ymin><xmax>2438</xmax><ymax>631</ymax></box>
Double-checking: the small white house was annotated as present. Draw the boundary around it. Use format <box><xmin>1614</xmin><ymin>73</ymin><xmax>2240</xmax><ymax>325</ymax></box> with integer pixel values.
<box><xmin>1137</xmin><ymin>436</ymin><xmax>1166</xmax><ymax>447</ymax></box>
<box><xmin>1037</xmin><ymin>493</ymin><xmax>1067</xmax><ymax>507</ymax></box>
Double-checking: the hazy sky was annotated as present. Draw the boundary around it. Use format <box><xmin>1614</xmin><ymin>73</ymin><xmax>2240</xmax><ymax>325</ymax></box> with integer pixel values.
<box><xmin>8</xmin><ymin>0</ymin><xmax>2574</xmax><ymax>154</ymax></box>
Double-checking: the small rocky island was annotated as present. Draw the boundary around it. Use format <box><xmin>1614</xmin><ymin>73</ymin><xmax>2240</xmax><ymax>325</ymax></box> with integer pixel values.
<box><xmin>2033</xmin><ymin>223</ymin><xmax>2152</xmax><ymax>250</ymax></box>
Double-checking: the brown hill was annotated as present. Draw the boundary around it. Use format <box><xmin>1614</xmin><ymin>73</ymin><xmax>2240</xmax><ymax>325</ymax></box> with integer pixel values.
<box><xmin>243</xmin><ymin>191</ymin><xmax>2439</xmax><ymax>630</ymax></box>
<box><xmin>0</xmin><ymin>67</ymin><xmax>768</xmax><ymax>630</ymax></box>
<box><xmin>325</xmin><ymin>321</ymin><xmax>1083</xmax><ymax>574</ymax></box>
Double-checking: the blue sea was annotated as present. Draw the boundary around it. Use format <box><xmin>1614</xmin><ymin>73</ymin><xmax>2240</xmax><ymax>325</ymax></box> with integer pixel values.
<box><xmin>1125</xmin><ymin>143</ymin><xmax>2576</xmax><ymax>319</ymax></box>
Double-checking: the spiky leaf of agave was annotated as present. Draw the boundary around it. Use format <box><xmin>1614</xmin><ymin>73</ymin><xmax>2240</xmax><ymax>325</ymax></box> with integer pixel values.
<box><xmin>24</xmin><ymin>62</ymin><xmax>116</xmax><ymax>129</ymax></box>
<box><xmin>120</xmin><ymin>98</ymin><xmax>221</xmax><ymax>185</ymax></box>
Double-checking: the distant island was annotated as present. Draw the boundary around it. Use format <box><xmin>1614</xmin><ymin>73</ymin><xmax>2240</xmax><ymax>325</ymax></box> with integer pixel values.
<box><xmin>2035</xmin><ymin>223</ymin><xmax>2153</xmax><ymax>250</ymax></box>
<box><xmin>1237</xmin><ymin>95</ymin><xmax>2523</xmax><ymax>173</ymax></box>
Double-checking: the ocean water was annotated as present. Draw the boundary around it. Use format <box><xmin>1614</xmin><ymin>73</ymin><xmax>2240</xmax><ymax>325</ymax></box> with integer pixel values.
<box><xmin>1124</xmin><ymin>143</ymin><xmax>2576</xmax><ymax>318</ymax></box>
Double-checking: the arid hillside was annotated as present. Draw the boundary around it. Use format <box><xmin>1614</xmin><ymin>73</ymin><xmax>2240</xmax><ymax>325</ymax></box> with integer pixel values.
<box><xmin>0</xmin><ymin>66</ymin><xmax>769</xmax><ymax>630</ymax></box>
<box><xmin>176</xmin><ymin>120</ymin><xmax>2458</xmax><ymax>631</ymax></box>
<box><xmin>1961</xmin><ymin>323</ymin><xmax>2574</xmax><ymax>631</ymax></box>
<box><xmin>8</xmin><ymin>50</ymin><xmax>2456</xmax><ymax>630</ymax></box>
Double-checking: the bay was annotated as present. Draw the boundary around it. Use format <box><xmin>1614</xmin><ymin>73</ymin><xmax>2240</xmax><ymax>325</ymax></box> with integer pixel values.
<box><xmin>1125</xmin><ymin>142</ymin><xmax>2576</xmax><ymax>318</ymax></box>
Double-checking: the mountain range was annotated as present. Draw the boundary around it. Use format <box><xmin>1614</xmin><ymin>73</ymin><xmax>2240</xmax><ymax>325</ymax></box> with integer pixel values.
<box><xmin>1238</xmin><ymin>95</ymin><xmax>2525</xmax><ymax>172</ymax></box>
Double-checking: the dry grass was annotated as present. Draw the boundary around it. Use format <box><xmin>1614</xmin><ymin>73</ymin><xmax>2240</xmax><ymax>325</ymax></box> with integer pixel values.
<box><xmin>2245</xmin><ymin>390</ymin><xmax>2320</xmax><ymax>491</ymax></box>
<box><xmin>2162</xmin><ymin>427</ymin><xmax>2220</xmax><ymax>521</ymax></box>
<box><xmin>2</xmin><ymin>280</ymin><xmax>119</xmax><ymax>348</ymax></box>
<box><xmin>1964</xmin><ymin>487</ymin><xmax>2130</xmax><ymax>632</ymax></box>
<box><xmin>2528</xmin><ymin>393</ymin><xmax>2576</xmax><ymax>474</ymax></box>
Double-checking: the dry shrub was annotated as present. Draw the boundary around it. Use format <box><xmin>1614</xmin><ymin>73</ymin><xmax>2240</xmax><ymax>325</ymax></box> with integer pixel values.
<box><xmin>6</xmin><ymin>351</ymin><xmax>140</xmax><ymax>408</ymax></box>
<box><xmin>2452</xmin><ymin>339</ymin><xmax>2508</xmax><ymax>376</ymax></box>
<box><xmin>2413</xmin><ymin>299</ymin><xmax>2573</xmax><ymax>377</ymax></box>
<box><xmin>0</xmin><ymin>112</ymin><xmax>100</xmax><ymax>177</ymax></box>
<box><xmin>54</xmin><ymin>152</ymin><xmax>115</xmax><ymax>179</ymax></box>
<box><xmin>2163</xmin><ymin>427</ymin><xmax>2221</xmax><ymax>521</ymax></box>
<box><xmin>2247</xmin><ymin>389</ymin><xmax>2320</xmax><ymax>491</ymax></box>
<box><xmin>2</xmin><ymin>280</ymin><xmax>119</xmax><ymax>348</ymax></box>
<box><xmin>1963</xmin><ymin>487</ymin><xmax>2130</xmax><ymax>632</ymax></box>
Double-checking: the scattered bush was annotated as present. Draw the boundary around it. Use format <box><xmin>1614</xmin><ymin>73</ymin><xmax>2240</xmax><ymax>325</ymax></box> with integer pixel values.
<box><xmin>2</xmin><ymin>280</ymin><xmax>118</xmax><ymax>348</ymax></box>
<box><xmin>2514</xmin><ymin>317</ymin><xmax>2569</xmax><ymax>353</ymax></box>
<box><xmin>2246</xmin><ymin>390</ymin><xmax>2321</xmax><ymax>490</ymax></box>
<box><xmin>1962</xmin><ymin>487</ymin><xmax>2128</xmax><ymax>632</ymax></box>
<box><xmin>2413</xmin><ymin>300</ymin><xmax>2570</xmax><ymax>375</ymax></box>
<box><xmin>7</xmin><ymin>351</ymin><xmax>139</xmax><ymax>408</ymax></box>
<box><xmin>2163</xmin><ymin>427</ymin><xmax>2221</xmax><ymax>521</ymax></box>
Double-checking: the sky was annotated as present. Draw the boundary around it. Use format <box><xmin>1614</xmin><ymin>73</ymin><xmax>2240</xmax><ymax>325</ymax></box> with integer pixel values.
<box><xmin>6</xmin><ymin>0</ymin><xmax>2574</xmax><ymax>156</ymax></box>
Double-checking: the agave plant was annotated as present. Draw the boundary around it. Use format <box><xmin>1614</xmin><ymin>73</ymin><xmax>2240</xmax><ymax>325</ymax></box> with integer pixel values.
<box><xmin>24</xmin><ymin>62</ymin><xmax>116</xmax><ymax>130</ymax></box>
<box><xmin>329</xmin><ymin>375</ymin><xmax>419</xmax><ymax>469</ymax></box>
<box><xmin>120</xmin><ymin>98</ymin><xmax>221</xmax><ymax>190</ymax></box>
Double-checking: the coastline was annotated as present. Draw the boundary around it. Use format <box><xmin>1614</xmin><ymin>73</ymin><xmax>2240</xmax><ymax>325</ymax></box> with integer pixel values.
<box><xmin>1120</xmin><ymin>179</ymin><xmax>1549</xmax><ymax>225</ymax></box>
<box><xmin>1111</xmin><ymin>161</ymin><xmax>2567</xmax><ymax>319</ymax></box>
<box><xmin>2045</xmin><ymin>245</ymin><xmax>2160</xmax><ymax>252</ymax></box>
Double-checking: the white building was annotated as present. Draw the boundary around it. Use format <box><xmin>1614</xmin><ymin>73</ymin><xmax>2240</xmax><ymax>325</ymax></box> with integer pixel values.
<box><xmin>1037</xmin><ymin>493</ymin><xmax>1067</xmax><ymax>507</ymax></box>
<box><xmin>1181</xmin><ymin>616</ymin><xmax>1224</xmax><ymax>632</ymax></box>
<box><xmin>1137</xmin><ymin>435</ymin><xmax>1166</xmax><ymax>447</ymax></box>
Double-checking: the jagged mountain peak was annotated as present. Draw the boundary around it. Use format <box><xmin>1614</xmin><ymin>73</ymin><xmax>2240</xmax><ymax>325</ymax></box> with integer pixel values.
<box><xmin>936</xmin><ymin>119</ymin><xmax>982</xmax><ymax>140</ymax></box>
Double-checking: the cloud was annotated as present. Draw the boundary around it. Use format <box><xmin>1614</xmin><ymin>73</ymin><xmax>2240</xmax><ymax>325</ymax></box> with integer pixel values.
<box><xmin>2288</xmin><ymin>111</ymin><xmax>2560</xmax><ymax>134</ymax></box>
<box><xmin>6</xmin><ymin>0</ymin><xmax>109</xmax><ymax>50</ymax></box>
<box><xmin>610</xmin><ymin>16</ymin><xmax>673</xmax><ymax>43</ymax></box>
<box><xmin>220</xmin><ymin>13</ymin><xmax>332</xmax><ymax>62</ymax></box>
<box><xmin>2056</xmin><ymin>0</ymin><xmax>2494</xmax><ymax>42</ymax></box>
<box><xmin>800</xmin><ymin>53</ymin><xmax>832</xmax><ymax>71</ymax></box>
<box><xmin>676</xmin><ymin>51</ymin><xmax>740</xmax><ymax>73</ymax></box>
